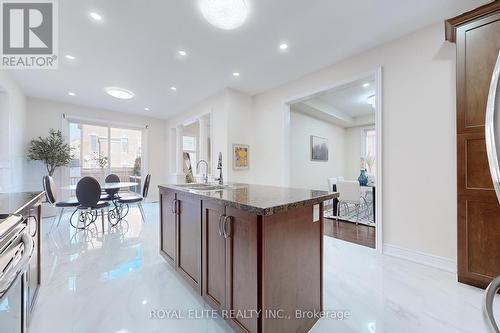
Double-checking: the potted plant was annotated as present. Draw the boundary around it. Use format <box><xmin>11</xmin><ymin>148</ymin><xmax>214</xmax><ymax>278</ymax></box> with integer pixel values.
<box><xmin>28</xmin><ymin>129</ymin><xmax>73</xmax><ymax>177</ymax></box>
<box><xmin>27</xmin><ymin>129</ymin><xmax>73</xmax><ymax>216</ymax></box>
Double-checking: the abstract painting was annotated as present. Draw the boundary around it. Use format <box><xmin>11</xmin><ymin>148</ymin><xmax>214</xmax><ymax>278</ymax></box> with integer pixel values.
<box><xmin>233</xmin><ymin>144</ymin><xmax>249</xmax><ymax>169</ymax></box>
<box><xmin>311</xmin><ymin>136</ymin><xmax>328</xmax><ymax>161</ymax></box>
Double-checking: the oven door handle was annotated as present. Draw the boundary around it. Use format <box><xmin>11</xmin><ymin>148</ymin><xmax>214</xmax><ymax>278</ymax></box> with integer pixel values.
<box><xmin>0</xmin><ymin>232</ymin><xmax>34</xmax><ymax>298</ymax></box>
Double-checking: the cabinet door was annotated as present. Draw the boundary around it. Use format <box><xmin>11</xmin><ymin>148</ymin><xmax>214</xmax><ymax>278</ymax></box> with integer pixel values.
<box><xmin>456</xmin><ymin>12</ymin><xmax>500</xmax><ymax>288</ymax></box>
<box><xmin>457</xmin><ymin>14</ymin><xmax>500</xmax><ymax>133</ymax></box>
<box><xmin>202</xmin><ymin>200</ymin><xmax>226</xmax><ymax>311</ymax></box>
<box><xmin>225</xmin><ymin>207</ymin><xmax>259</xmax><ymax>333</ymax></box>
<box><xmin>160</xmin><ymin>190</ymin><xmax>177</xmax><ymax>267</ymax></box>
<box><xmin>177</xmin><ymin>192</ymin><xmax>202</xmax><ymax>293</ymax></box>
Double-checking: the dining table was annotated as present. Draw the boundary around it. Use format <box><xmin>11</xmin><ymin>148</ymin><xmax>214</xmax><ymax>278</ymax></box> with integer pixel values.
<box><xmin>62</xmin><ymin>182</ymin><xmax>139</xmax><ymax>191</ymax></box>
<box><xmin>61</xmin><ymin>181</ymin><xmax>139</xmax><ymax>226</ymax></box>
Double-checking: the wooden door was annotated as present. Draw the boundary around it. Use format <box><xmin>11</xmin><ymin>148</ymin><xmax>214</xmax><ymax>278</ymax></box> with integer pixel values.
<box><xmin>225</xmin><ymin>207</ymin><xmax>259</xmax><ymax>333</ymax></box>
<box><xmin>160</xmin><ymin>190</ymin><xmax>177</xmax><ymax>267</ymax></box>
<box><xmin>201</xmin><ymin>200</ymin><xmax>226</xmax><ymax>311</ymax></box>
<box><xmin>177</xmin><ymin>192</ymin><xmax>202</xmax><ymax>293</ymax></box>
<box><xmin>451</xmin><ymin>7</ymin><xmax>500</xmax><ymax>288</ymax></box>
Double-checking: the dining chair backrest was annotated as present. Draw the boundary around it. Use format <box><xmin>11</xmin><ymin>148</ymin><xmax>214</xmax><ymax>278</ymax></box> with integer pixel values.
<box><xmin>337</xmin><ymin>180</ymin><xmax>361</xmax><ymax>203</ymax></box>
<box><xmin>76</xmin><ymin>177</ymin><xmax>101</xmax><ymax>208</ymax></box>
<box><xmin>105</xmin><ymin>174</ymin><xmax>120</xmax><ymax>197</ymax></box>
<box><xmin>142</xmin><ymin>174</ymin><xmax>151</xmax><ymax>199</ymax></box>
<box><xmin>43</xmin><ymin>175</ymin><xmax>57</xmax><ymax>204</ymax></box>
<box><xmin>328</xmin><ymin>176</ymin><xmax>345</xmax><ymax>192</ymax></box>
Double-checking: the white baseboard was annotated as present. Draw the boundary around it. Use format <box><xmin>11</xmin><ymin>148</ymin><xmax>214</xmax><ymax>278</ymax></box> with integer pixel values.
<box><xmin>383</xmin><ymin>243</ymin><xmax>457</xmax><ymax>273</ymax></box>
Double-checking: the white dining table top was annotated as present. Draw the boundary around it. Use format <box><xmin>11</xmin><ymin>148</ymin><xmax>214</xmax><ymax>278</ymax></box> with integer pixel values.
<box><xmin>61</xmin><ymin>182</ymin><xmax>138</xmax><ymax>191</ymax></box>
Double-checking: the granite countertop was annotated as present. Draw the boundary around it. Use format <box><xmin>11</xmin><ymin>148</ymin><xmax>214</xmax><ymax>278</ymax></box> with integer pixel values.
<box><xmin>159</xmin><ymin>183</ymin><xmax>338</xmax><ymax>216</ymax></box>
<box><xmin>0</xmin><ymin>191</ymin><xmax>45</xmax><ymax>217</ymax></box>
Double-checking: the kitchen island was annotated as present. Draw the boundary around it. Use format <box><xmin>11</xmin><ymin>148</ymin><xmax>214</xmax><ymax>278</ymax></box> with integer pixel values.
<box><xmin>158</xmin><ymin>183</ymin><xmax>338</xmax><ymax>333</ymax></box>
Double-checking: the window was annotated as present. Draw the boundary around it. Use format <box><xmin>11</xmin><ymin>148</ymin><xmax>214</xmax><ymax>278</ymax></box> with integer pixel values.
<box><xmin>121</xmin><ymin>137</ymin><xmax>129</xmax><ymax>153</ymax></box>
<box><xmin>183</xmin><ymin>136</ymin><xmax>196</xmax><ymax>151</ymax></box>
<box><xmin>183</xmin><ymin>136</ymin><xmax>198</xmax><ymax>170</ymax></box>
<box><xmin>89</xmin><ymin>134</ymin><xmax>97</xmax><ymax>152</ymax></box>
<box><xmin>361</xmin><ymin>128</ymin><xmax>376</xmax><ymax>175</ymax></box>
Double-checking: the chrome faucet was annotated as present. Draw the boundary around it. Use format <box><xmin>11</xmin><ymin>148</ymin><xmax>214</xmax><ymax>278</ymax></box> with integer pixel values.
<box><xmin>215</xmin><ymin>152</ymin><xmax>223</xmax><ymax>185</ymax></box>
<box><xmin>196</xmin><ymin>160</ymin><xmax>209</xmax><ymax>184</ymax></box>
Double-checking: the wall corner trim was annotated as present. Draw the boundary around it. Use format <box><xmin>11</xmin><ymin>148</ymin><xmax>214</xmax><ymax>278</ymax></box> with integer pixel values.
<box><xmin>383</xmin><ymin>243</ymin><xmax>457</xmax><ymax>274</ymax></box>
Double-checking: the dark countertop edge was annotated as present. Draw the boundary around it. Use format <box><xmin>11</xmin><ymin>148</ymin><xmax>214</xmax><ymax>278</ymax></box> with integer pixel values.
<box><xmin>13</xmin><ymin>192</ymin><xmax>45</xmax><ymax>215</ymax></box>
<box><xmin>158</xmin><ymin>184</ymin><xmax>338</xmax><ymax>216</ymax></box>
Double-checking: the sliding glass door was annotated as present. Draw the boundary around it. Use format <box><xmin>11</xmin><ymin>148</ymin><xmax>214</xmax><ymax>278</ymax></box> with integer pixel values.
<box><xmin>69</xmin><ymin>122</ymin><xmax>109</xmax><ymax>184</ymax></box>
<box><xmin>68</xmin><ymin>121</ymin><xmax>143</xmax><ymax>193</ymax></box>
<box><xmin>109</xmin><ymin>127</ymin><xmax>142</xmax><ymax>191</ymax></box>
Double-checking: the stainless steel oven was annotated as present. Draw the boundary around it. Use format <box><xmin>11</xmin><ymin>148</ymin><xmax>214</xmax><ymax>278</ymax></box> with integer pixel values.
<box><xmin>0</xmin><ymin>214</ymin><xmax>34</xmax><ymax>333</ymax></box>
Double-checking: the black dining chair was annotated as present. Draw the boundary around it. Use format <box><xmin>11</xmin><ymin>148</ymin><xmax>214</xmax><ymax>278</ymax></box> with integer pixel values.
<box><xmin>101</xmin><ymin>174</ymin><xmax>121</xmax><ymax>201</ymax></box>
<box><xmin>43</xmin><ymin>176</ymin><xmax>79</xmax><ymax>232</ymax></box>
<box><xmin>71</xmin><ymin>177</ymin><xmax>110</xmax><ymax>231</ymax></box>
<box><xmin>118</xmin><ymin>174</ymin><xmax>151</xmax><ymax>222</ymax></box>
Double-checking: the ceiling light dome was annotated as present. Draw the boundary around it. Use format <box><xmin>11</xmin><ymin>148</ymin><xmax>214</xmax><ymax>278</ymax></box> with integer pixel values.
<box><xmin>105</xmin><ymin>87</ymin><xmax>135</xmax><ymax>99</ymax></box>
<box><xmin>200</xmin><ymin>0</ymin><xmax>248</xmax><ymax>30</ymax></box>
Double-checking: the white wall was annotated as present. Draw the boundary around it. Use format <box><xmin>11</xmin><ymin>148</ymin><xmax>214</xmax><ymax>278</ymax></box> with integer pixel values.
<box><xmin>25</xmin><ymin>97</ymin><xmax>167</xmax><ymax>201</ymax></box>
<box><xmin>226</xmin><ymin>89</ymin><xmax>253</xmax><ymax>183</ymax></box>
<box><xmin>251</xmin><ymin>23</ymin><xmax>457</xmax><ymax>261</ymax></box>
<box><xmin>0</xmin><ymin>72</ymin><xmax>27</xmax><ymax>193</ymax></box>
<box><xmin>165</xmin><ymin>88</ymin><xmax>253</xmax><ymax>184</ymax></box>
<box><xmin>289</xmin><ymin>110</ymin><xmax>345</xmax><ymax>191</ymax></box>
<box><xmin>166</xmin><ymin>89</ymin><xmax>228</xmax><ymax>182</ymax></box>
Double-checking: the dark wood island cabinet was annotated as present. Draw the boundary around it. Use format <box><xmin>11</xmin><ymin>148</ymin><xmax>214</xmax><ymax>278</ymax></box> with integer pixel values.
<box><xmin>159</xmin><ymin>183</ymin><xmax>337</xmax><ymax>333</ymax></box>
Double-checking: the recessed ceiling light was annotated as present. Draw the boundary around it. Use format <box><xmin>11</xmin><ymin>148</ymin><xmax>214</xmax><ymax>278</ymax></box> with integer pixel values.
<box><xmin>363</xmin><ymin>82</ymin><xmax>370</xmax><ymax>88</ymax></box>
<box><xmin>279</xmin><ymin>43</ymin><xmax>289</xmax><ymax>51</ymax></box>
<box><xmin>144</xmin><ymin>107</ymin><xmax>150</xmax><ymax>111</ymax></box>
<box><xmin>233</xmin><ymin>72</ymin><xmax>240</xmax><ymax>77</ymax></box>
<box><xmin>200</xmin><ymin>0</ymin><xmax>248</xmax><ymax>30</ymax></box>
<box><xmin>178</xmin><ymin>50</ymin><xmax>187</xmax><ymax>57</ymax></box>
<box><xmin>68</xmin><ymin>92</ymin><xmax>76</xmax><ymax>96</ymax></box>
<box><xmin>89</xmin><ymin>12</ymin><xmax>102</xmax><ymax>21</ymax></box>
<box><xmin>105</xmin><ymin>87</ymin><xmax>135</xmax><ymax>99</ymax></box>
<box><xmin>170</xmin><ymin>86</ymin><xmax>177</xmax><ymax>91</ymax></box>
<box><xmin>65</xmin><ymin>54</ymin><xmax>76</xmax><ymax>60</ymax></box>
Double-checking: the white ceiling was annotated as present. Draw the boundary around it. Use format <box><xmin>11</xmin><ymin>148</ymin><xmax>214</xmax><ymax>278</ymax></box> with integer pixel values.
<box><xmin>291</xmin><ymin>77</ymin><xmax>376</xmax><ymax>127</ymax></box>
<box><xmin>315</xmin><ymin>79</ymin><xmax>376</xmax><ymax>118</ymax></box>
<box><xmin>8</xmin><ymin>0</ymin><xmax>489</xmax><ymax>120</ymax></box>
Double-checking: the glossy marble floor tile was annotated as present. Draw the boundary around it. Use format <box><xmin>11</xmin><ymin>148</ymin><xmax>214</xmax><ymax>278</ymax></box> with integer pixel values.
<box><xmin>31</xmin><ymin>203</ymin><xmax>499</xmax><ymax>333</ymax></box>
<box><xmin>313</xmin><ymin>238</ymin><xmax>500</xmax><ymax>333</ymax></box>
<box><xmin>32</xmin><ymin>203</ymin><xmax>233</xmax><ymax>333</ymax></box>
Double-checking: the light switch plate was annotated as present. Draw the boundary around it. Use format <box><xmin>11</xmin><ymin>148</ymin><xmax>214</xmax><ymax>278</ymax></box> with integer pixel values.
<box><xmin>313</xmin><ymin>204</ymin><xmax>320</xmax><ymax>222</ymax></box>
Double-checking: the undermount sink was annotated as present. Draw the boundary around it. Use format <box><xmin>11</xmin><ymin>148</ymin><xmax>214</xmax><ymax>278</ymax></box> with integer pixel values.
<box><xmin>176</xmin><ymin>183</ymin><xmax>230</xmax><ymax>191</ymax></box>
<box><xmin>193</xmin><ymin>185</ymin><xmax>227</xmax><ymax>191</ymax></box>
<box><xmin>175</xmin><ymin>183</ymin><xmax>209</xmax><ymax>188</ymax></box>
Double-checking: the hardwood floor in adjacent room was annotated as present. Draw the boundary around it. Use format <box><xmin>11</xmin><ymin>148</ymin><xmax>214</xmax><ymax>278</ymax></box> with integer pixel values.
<box><xmin>324</xmin><ymin>217</ymin><xmax>375</xmax><ymax>249</ymax></box>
